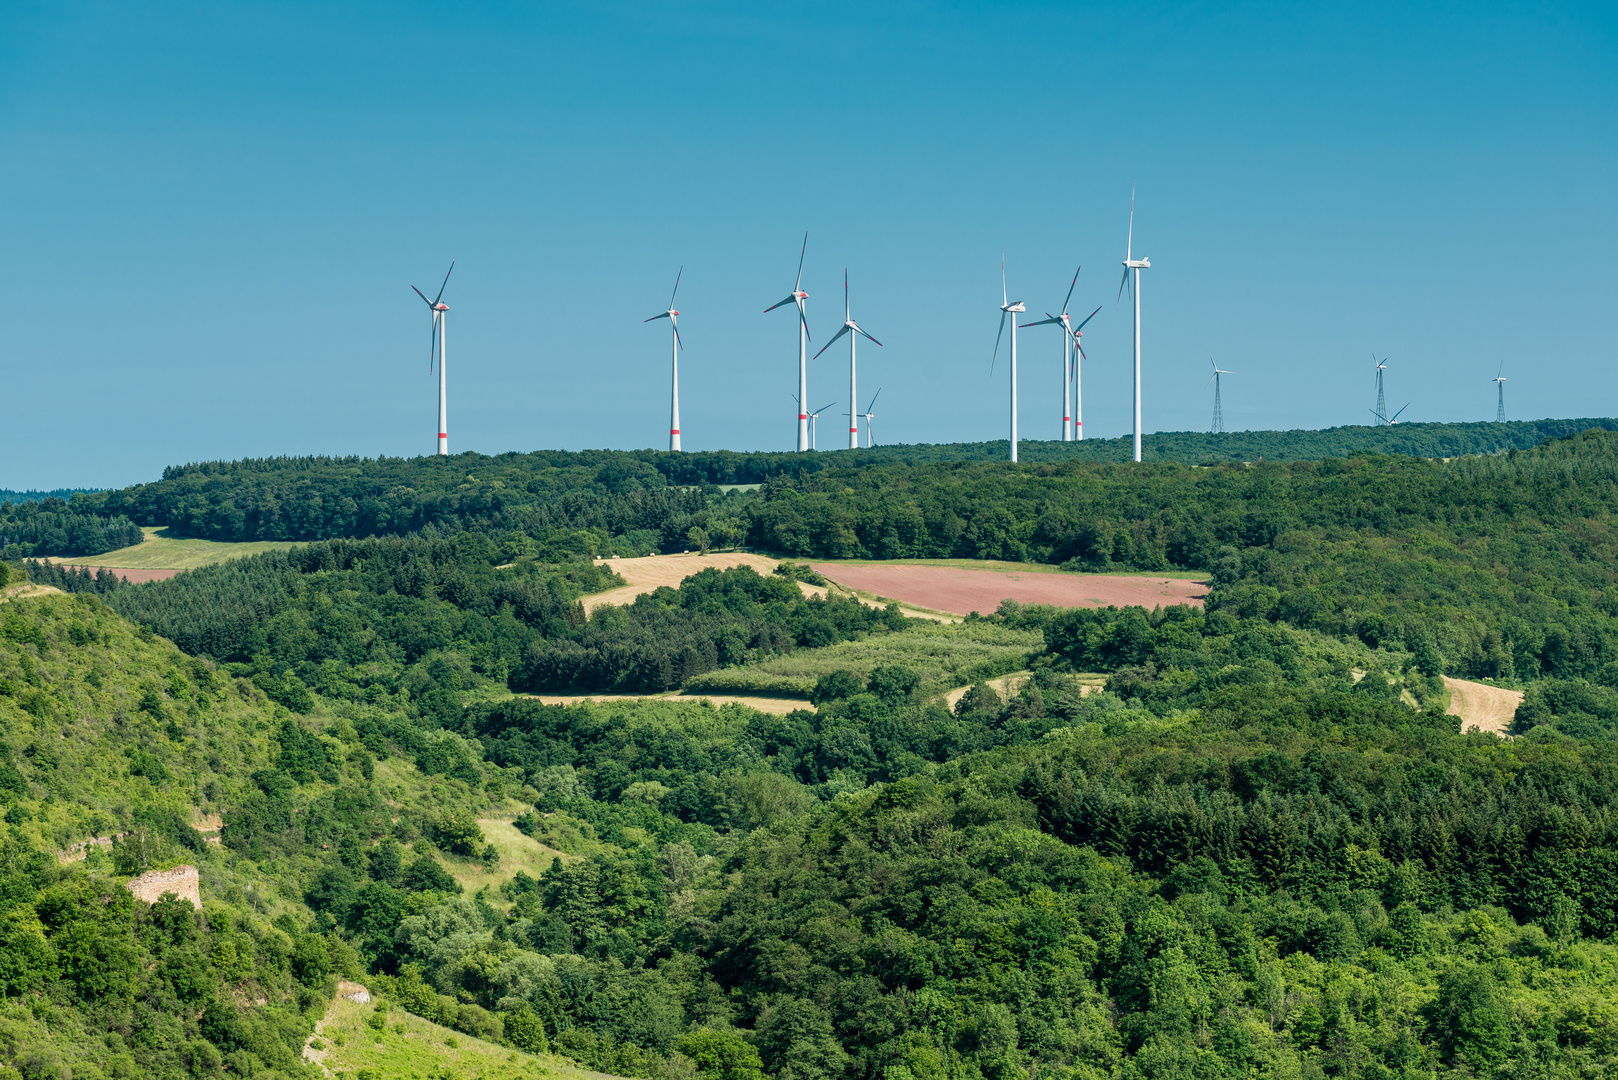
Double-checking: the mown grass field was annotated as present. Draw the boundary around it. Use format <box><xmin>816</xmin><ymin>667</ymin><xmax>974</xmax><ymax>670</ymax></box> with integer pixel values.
<box><xmin>444</xmin><ymin>818</ymin><xmax>575</xmax><ymax>901</ymax></box>
<box><xmin>65</xmin><ymin>525</ymin><xmax>301</xmax><ymax>569</ymax></box>
<box><xmin>310</xmin><ymin>992</ymin><xmax>607</xmax><ymax>1080</ymax></box>
<box><xmin>683</xmin><ymin>620</ymin><xmax>1042</xmax><ymax>698</ymax></box>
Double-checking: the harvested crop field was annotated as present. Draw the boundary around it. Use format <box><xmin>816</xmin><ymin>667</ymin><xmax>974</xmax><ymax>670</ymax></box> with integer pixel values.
<box><xmin>585</xmin><ymin>551</ymin><xmax>821</xmax><ymax>611</ymax></box>
<box><xmin>1443</xmin><ymin>676</ymin><xmax>1522</xmax><ymax>737</ymax></box>
<box><xmin>811</xmin><ymin>563</ymin><xmax>1206</xmax><ymax>615</ymax></box>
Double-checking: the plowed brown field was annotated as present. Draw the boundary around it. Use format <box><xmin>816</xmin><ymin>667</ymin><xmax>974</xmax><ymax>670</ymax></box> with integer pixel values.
<box><xmin>812</xmin><ymin>563</ymin><xmax>1206</xmax><ymax>616</ymax></box>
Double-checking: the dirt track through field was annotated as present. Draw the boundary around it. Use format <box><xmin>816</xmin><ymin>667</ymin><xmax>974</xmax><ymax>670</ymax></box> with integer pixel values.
<box><xmin>1443</xmin><ymin>676</ymin><xmax>1522</xmax><ymax>736</ymax></box>
<box><xmin>811</xmin><ymin>563</ymin><xmax>1206</xmax><ymax>616</ymax></box>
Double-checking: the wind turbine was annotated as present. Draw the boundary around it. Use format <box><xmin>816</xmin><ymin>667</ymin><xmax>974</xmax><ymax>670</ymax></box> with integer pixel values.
<box><xmin>1206</xmin><ymin>357</ymin><xmax>1235</xmax><ymax>434</ymax></box>
<box><xmin>861</xmin><ymin>388</ymin><xmax>882</xmax><ymax>448</ymax></box>
<box><xmin>765</xmin><ymin>234</ymin><xmax>813</xmax><ymax>451</ymax></box>
<box><xmin>992</xmin><ymin>254</ymin><xmax>1026</xmax><ymax>462</ymax></box>
<box><xmin>644</xmin><ymin>268</ymin><xmax>684</xmax><ymax>451</ymax></box>
<box><xmin>1493</xmin><ymin>362</ymin><xmax>1507</xmax><ymax>422</ymax></box>
<box><xmin>410</xmin><ymin>261</ymin><xmax>454</xmax><ymax>456</ymax></box>
<box><xmin>808</xmin><ymin>400</ymin><xmax>836</xmax><ymax>449</ymax></box>
<box><xmin>1117</xmin><ymin>187</ymin><xmax>1151</xmax><ymax>462</ymax></box>
<box><xmin>1367</xmin><ymin>356</ymin><xmax>1409</xmax><ymax>425</ymax></box>
<box><xmin>1022</xmin><ymin>267</ymin><xmax>1101</xmax><ymax>441</ymax></box>
<box><xmin>811</xmin><ymin>270</ymin><xmax>882</xmax><ymax>450</ymax></box>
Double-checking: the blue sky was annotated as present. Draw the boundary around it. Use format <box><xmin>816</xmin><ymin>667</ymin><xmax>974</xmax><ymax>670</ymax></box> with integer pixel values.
<box><xmin>3</xmin><ymin>0</ymin><xmax>1615</xmax><ymax>488</ymax></box>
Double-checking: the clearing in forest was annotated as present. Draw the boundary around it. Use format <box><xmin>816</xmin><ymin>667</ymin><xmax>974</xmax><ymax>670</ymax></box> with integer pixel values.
<box><xmin>527</xmin><ymin>691</ymin><xmax>810</xmax><ymax>715</ymax></box>
<box><xmin>442</xmin><ymin>818</ymin><xmax>576</xmax><ymax>899</ymax></box>
<box><xmin>1443</xmin><ymin>676</ymin><xmax>1522</xmax><ymax>736</ymax></box>
<box><xmin>584</xmin><ymin>551</ymin><xmax>785</xmax><ymax>611</ymax></box>
<box><xmin>812</xmin><ymin>561</ymin><xmax>1207</xmax><ymax>616</ymax></box>
<box><xmin>45</xmin><ymin>525</ymin><xmax>300</xmax><ymax>581</ymax></box>
<box><xmin>307</xmin><ymin>986</ymin><xmax>618</xmax><ymax>1080</ymax></box>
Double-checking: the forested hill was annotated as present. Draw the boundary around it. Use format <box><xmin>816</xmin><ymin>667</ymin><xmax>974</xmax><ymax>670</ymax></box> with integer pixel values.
<box><xmin>5</xmin><ymin>417</ymin><xmax>1609</xmax><ymax>554</ymax></box>
<box><xmin>0</xmin><ymin>488</ymin><xmax>102</xmax><ymax>504</ymax></box>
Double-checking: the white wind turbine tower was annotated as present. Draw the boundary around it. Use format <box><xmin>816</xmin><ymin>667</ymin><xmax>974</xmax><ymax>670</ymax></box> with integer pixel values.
<box><xmin>410</xmin><ymin>261</ymin><xmax>454</xmax><ymax>456</ymax></box>
<box><xmin>1493</xmin><ymin>362</ymin><xmax>1507</xmax><ymax>422</ymax></box>
<box><xmin>792</xmin><ymin>394</ymin><xmax>839</xmax><ymax>450</ymax></box>
<box><xmin>644</xmin><ymin>269</ymin><xmax>685</xmax><ymax>451</ymax></box>
<box><xmin>808</xmin><ymin>400</ymin><xmax>836</xmax><ymax>449</ymax></box>
<box><xmin>1116</xmin><ymin>187</ymin><xmax>1151</xmax><ymax>462</ymax></box>
<box><xmin>811</xmin><ymin>270</ymin><xmax>883</xmax><ymax>450</ymax></box>
<box><xmin>765</xmin><ymin>234</ymin><xmax>813</xmax><ymax>451</ymax></box>
<box><xmin>992</xmin><ymin>254</ymin><xmax>1027</xmax><ymax>462</ymax></box>
<box><xmin>861</xmin><ymin>388</ymin><xmax>882</xmax><ymax>447</ymax></box>
<box><xmin>1207</xmin><ymin>357</ymin><xmax>1235</xmax><ymax>433</ymax></box>
<box><xmin>1022</xmin><ymin>267</ymin><xmax>1101</xmax><ymax>441</ymax></box>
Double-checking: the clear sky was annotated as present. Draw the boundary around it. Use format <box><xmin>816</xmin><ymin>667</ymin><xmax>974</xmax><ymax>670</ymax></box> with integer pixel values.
<box><xmin>4</xmin><ymin>1</ymin><xmax>1615</xmax><ymax>488</ymax></box>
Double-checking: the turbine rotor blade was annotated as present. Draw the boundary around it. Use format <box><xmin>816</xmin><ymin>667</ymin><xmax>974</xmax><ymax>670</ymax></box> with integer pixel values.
<box><xmin>844</xmin><ymin>268</ymin><xmax>850</xmax><ymax>320</ymax></box>
<box><xmin>1126</xmin><ymin>183</ymin><xmax>1135</xmax><ymax>262</ymax></box>
<box><xmin>764</xmin><ymin>294</ymin><xmax>798</xmax><ymax>313</ymax></box>
<box><xmin>795</xmin><ymin>232</ymin><xmax>807</xmax><ymax>291</ymax></box>
<box><xmin>1116</xmin><ymin>266</ymin><xmax>1130</xmax><ymax>305</ymax></box>
<box><xmin>991</xmin><ymin>310</ymin><xmax>1007</xmax><ymax>375</ymax></box>
<box><xmin>1389</xmin><ymin>404</ymin><xmax>1410</xmax><ymax>423</ymax></box>
<box><xmin>432</xmin><ymin>261</ymin><xmax>455</xmax><ymax>306</ymax></box>
<box><xmin>812</xmin><ymin>323</ymin><xmax>851</xmax><ymax>360</ymax></box>
<box><xmin>668</xmin><ymin>266</ymin><xmax>683</xmax><ymax>309</ymax></box>
<box><xmin>1074</xmin><ymin>304</ymin><xmax>1102</xmax><ymax>331</ymax></box>
<box><xmin>854</xmin><ymin>325</ymin><xmax>883</xmax><ymax>347</ymax></box>
<box><xmin>1001</xmin><ymin>250</ymin><xmax>1007</xmax><ymax>308</ymax></box>
<box><xmin>1021</xmin><ymin>315</ymin><xmax>1062</xmax><ymax>328</ymax></box>
<box><xmin>1061</xmin><ymin>266</ymin><xmax>1080</xmax><ymax>315</ymax></box>
<box><xmin>411</xmin><ymin>284</ymin><xmax>433</xmax><ymax>306</ymax></box>
<box><xmin>867</xmin><ymin>387</ymin><xmax>882</xmax><ymax>411</ymax></box>
<box><xmin>797</xmin><ymin>299</ymin><xmax>811</xmax><ymax>341</ymax></box>
<box><xmin>644</xmin><ymin>312</ymin><xmax>671</xmax><ymax>323</ymax></box>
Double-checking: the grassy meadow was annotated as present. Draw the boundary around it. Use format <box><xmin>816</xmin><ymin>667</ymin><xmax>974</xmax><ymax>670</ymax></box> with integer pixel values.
<box><xmin>310</xmin><ymin>992</ymin><xmax>597</xmax><ymax>1080</ymax></box>
<box><xmin>62</xmin><ymin>525</ymin><xmax>301</xmax><ymax>568</ymax></box>
<box><xmin>683</xmin><ymin>619</ymin><xmax>1042</xmax><ymax>698</ymax></box>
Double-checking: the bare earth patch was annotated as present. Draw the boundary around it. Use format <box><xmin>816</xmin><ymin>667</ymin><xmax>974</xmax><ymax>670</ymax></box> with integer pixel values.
<box><xmin>584</xmin><ymin>552</ymin><xmax>786</xmax><ymax>611</ymax></box>
<box><xmin>812</xmin><ymin>563</ymin><xmax>1207</xmax><ymax>616</ymax></box>
<box><xmin>1444</xmin><ymin>676</ymin><xmax>1522</xmax><ymax>737</ymax></box>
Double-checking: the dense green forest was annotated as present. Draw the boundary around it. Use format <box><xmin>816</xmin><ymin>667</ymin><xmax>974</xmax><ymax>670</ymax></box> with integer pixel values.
<box><xmin>9</xmin><ymin>418</ymin><xmax>1614</xmax><ymax>559</ymax></box>
<box><xmin>29</xmin><ymin>539</ymin><xmax>904</xmax><ymax>696</ymax></box>
<box><xmin>10</xmin><ymin>425</ymin><xmax>1618</xmax><ymax>1078</ymax></box>
<box><xmin>0</xmin><ymin>488</ymin><xmax>101</xmax><ymax>504</ymax></box>
<box><xmin>0</xmin><ymin>495</ymin><xmax>142</xmax><ymax>560</ymax></box>
<box><xmin>35</xmin><ymin>427</ymin><xmax>1618</xmax><ymax>688</ymax></box>
<box><xmin>8</xmin><ymin>578</ymin><xmax>1618</xmax><ymax>1078</ymax></box>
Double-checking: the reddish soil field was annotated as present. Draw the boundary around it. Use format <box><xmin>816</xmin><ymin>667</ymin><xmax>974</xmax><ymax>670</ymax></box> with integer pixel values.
<box><xmin>56</xmin><ymin>565</ymin><xmax>182</xmax><ymax>584</ymax></box>
<box><xmin>812</xmin><ymin>563</ymin><xmax>1206</xmax><ymax>616</ymax></box>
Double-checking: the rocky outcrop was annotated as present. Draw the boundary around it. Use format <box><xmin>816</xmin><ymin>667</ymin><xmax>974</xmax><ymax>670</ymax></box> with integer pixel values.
<box><xmin>124</xmin><ymin>865</ymin><xmax>200</xmax><ymax>909</ymax></box>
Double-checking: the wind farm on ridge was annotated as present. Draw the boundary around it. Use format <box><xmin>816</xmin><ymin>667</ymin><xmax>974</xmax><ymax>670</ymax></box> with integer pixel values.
<box><xmin>409</xmin><ymin>191</ymin><xmax>1517</xmax><ymax>462</ymax></box>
